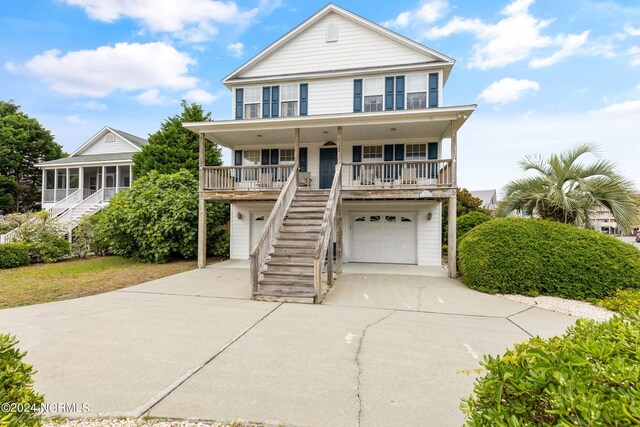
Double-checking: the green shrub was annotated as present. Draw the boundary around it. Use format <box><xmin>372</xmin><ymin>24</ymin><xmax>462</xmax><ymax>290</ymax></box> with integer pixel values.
<box><xmin>98</xmin><ymin>170</ymin><xmax>229</xmax><ymax>263</ymax></box>
<box><xmin>462</xmin><ymin>311</ymin><xmax>640</xmax><ymax>426</ymax></box>
<box><xmin>457</xmin><ymin>211</ymin><xmax>491</xmax><ymax>241</ymax></box>
<box><xmin>0</xmin><ymin>334</ymin><xmax>44</xmax><ymax>427</ymax></box>
<box><xmin>0</xmin><ymin>243</ymin><xmax>30</xmax><ymax>268</ymax></box>
<box><xmin>598</xmin><ymin>289</ymin><xmax>640</xmax><ymax>312</ymax></box>
<box><xmin>208</xmin><ymin>227</ymin><xmax>230</xmax><ymax>257</ymax></box>
<box><xmin>71</xmin><ymin>213</ymin><xmax>108</xmax><ymax>258</ymax></box>
<box><xmin>5</xmin><ymin>211</ymin><xmax>70</xmax><ymax>263</ymax></box>
<box><xmin>458</xmin><ymin>217</ymin><xmax>640</xmax><ymax>300</ymax></box>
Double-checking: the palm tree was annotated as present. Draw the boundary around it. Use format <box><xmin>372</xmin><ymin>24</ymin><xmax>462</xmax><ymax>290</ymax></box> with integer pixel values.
<box><xmin>498</xmin><ymin>143</ymin><xmax>639</xmax><ymax>231</ymax></box>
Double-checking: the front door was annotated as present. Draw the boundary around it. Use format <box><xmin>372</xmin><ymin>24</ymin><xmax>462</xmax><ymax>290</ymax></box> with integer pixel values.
<box><xmin>319</xmin><ymin>147</ymin><xmax>338</xmax><ymax>189</ymax></box>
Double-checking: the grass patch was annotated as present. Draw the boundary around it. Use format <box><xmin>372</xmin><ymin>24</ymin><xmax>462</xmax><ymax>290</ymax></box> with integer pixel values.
<box><xmin>0</xmin><ymin>256</ymin><xmax>199</xmax><ymax>309</ymax></box>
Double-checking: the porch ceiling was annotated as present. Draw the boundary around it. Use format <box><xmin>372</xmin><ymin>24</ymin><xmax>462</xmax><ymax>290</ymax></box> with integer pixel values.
<box><xmin>183</xmin><ymin>105</ymin><xmax>475</xmax><ymax>148</ymax></box>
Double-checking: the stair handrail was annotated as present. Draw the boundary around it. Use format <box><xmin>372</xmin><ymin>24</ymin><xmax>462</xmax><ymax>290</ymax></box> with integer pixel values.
<box><xmin>313</xmin><ymin>164</ymin><xmax>342</xmax><ymax>301</ymax></box>
<box><xmin>250</xmin><ymin>163</ymin><xmax>298</xmax><ymax>294</ymax></box>
<box><xmin>48</xmin><ymin>188</ymin><xmax>83</xmax><ymax>217</ymax></box>
<box><xmin>56</xmin><ymin>188</ymin><xmax>104</xmax><ymax>226</ymax></box>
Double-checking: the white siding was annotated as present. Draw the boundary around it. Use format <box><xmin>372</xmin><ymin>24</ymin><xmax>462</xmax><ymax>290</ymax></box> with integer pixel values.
<box><xmin>80</xmin><ymin>132</ymin><xmax>138</xmax><ymax>155</ymax></box>
<box><xmin>243</xmin><ymin>13</ymin><xmax>435</xmax><ymax>78</ymax></box>
<box><xmin>342</xmin><ymin>201</ymin><xmax>441</xmax><ymax>266</ymax></box>
<box><xmin>230</xmin><ymin>202</ymin><xmax>275</xmax><ymax>259</ymax></box>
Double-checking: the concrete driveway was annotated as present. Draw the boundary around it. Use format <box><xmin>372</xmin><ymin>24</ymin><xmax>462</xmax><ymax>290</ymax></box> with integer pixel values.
<box><xmin>0</xmin><ymin>260</ymin><xmax>578</xmax><ymax>426</ymax></box>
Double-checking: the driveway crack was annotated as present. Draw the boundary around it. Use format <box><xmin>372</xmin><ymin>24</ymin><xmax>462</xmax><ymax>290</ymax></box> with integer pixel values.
<box><xmin>355</xmin><ymin>311</ymin><xmax>394</xmax><ymax>427</ymax></box>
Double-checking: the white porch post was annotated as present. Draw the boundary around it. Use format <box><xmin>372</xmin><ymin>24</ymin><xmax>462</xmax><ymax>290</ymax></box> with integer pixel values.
<box><xmin>447</xmin><ymin>119</ymin><xmax>458</xmax><ymax>278</ymax></box>
<box><xmin>197</xmin><ymin>132</ymin><xmax>207</xmax><ymax>269</ymax></box>
<box><xmin>101</xmin><ymin>166</ymin><xmax>105</xmax><ymax>190</ymax></box>
<box><xmin>115</xmin><ymin>165</ymin><xmax>119</xmax><ymax>194</ymax></box>
<box><xmin>294</xmin><ymin>128</ymin><xmax>300</xmax><ymax>183</ymax></box>
<box><xmin>129</xmin><ymin>165</ymin><xmax>132</xmax><ymax>185</ymax></box>
<box><xmin>41</xmin><ymin>169</ymin><xmax>45</xmax><ymax>207</ymax></box>
<box><xmin>66</xmin><ymin>168</ymin><xmax>70</xmax><ymax>199</ymax></box>
<box><xmin>79</xmin><ymin>167</ymin><xmax>84</xmax><ymax>199</ymax></box>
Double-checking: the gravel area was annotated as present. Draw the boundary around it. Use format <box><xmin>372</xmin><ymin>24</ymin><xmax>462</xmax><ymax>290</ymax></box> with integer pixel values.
<box><xmin>498</xmin><ymin>294</ymin><xmax>615</xmax><ymax>322</ymax></box>
<box><xmin>43</xmin><ymin>419</ymin><xmax>262</xmax><ymax>427</ymax></box>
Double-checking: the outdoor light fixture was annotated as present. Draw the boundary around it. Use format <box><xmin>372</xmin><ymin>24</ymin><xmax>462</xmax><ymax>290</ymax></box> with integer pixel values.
<box><xmin>236</xmin><ymin>212</ymin><xmax>242</xmax><ymax>220</ymax></box>
<box><xmin>427</xmin><ymin>212</ymin><xmax>433</xmax><ymax>221</ymax></box>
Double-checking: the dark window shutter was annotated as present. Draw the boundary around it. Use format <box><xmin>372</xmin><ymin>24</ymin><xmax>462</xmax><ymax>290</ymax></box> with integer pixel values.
<box><xmin>428</xmin><ymin>142</ymin><xmax>438</xmax><ymax>159</ymax></box>
<box><xmin>235</xmin><ymin>88</ymin><xmax>244</xmax><ymax>120</ymax></box>
<box><xmin>429</xmin><ymin>73</ymin><xmax>439</xmax><ymax>108</ymax></box>
<box><xmin>395</xmin><ymin>76</ymin><xmax>405</xmax><ymax>110</ymax></box>
<box><xmin>234</xmin><ymin>150</ymin><xmax>242</xmax><ymax>181</ymax></box>
<box><xmin>271</xmin><ymin>86</ymin><xmax>279</xmax><ymax>118</ymax></box>
<box><xmin>394</xmin><ymin>144</ymin><xmax>404</xmax><ymax>161</ymax></box>
<box><xmin>299</xmin><ymin>147</ymin><xmax>308</xmax><ymax>172</ymax></box>
<box><xmin>262</xmin><ymin>87</ymin><xmax>270</xmax><ymax>118</ymax></box>
<box><xmin>261</xmin><ymin>149</ymin><xmax>270</xmax><ymax>165</ymax></box>
<box><xmin>384</xmin><ymin>144</ymin><xmax>394</xmax><ymax>161</ymax></box>
<box><xmin>299</xmin><ymin>83</ymin><xmax>308</xmax><ymax>116</ymax></box>
<box><xmin>385</xmin><ymin>77</ymin><xmax>394</xmax><ymax>110</ymax></box>
<box><xmin>353</xmin><ymin>79</ymin><xmax>362</xmax><ymax>112</ymax></box>
<box><xmin>270</xmin><ymin>148</ymin><xmax>279</xmax><ymax>165</ymax></box>
<box><xmin>352</xmin><ymin>145</ymin><xmax>362</xmax><ymax>180</ymax></box>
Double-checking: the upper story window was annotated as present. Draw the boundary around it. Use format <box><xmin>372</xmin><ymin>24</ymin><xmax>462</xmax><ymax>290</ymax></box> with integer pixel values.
<box><xmin>406</xmin><ymin>74</ymin><xmax>427</xmax><ymax>110</ymax></box>
<box><xmin>281</xmin><ymin>84</ymin><xmax>299</xmax><ymax>117</ymax></box>
<box><xmin>363</xmin><ymin>78</ymin><xmax>384</xmax><ymax>112</ymax></box>
<box><xmin>279</xmin><ymin>148</ymin><xmax>295</xmax><ymax>163</ymax></box>
<box><xmin>243</xmin><ymin>149</ymin><xmax>260</xmax><ymax>165</ymax></box>
<box><xmin>362</xmin><ymin>145</ymin><xmax>383</xmax><ymax>162</ymax></box>
<box><xmin>406</xmin><ymin>144</ymin><xmax>427</xmax><ymax>160</ymax></box>
<box><xmin>244</xmin><ymin>87</ymin><xmax>261</xmax><ymax>119</ymax></box>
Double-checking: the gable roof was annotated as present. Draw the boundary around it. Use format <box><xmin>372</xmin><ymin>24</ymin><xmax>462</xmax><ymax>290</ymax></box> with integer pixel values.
<box><xmin>470</xmin><ymin>189</ymin><xmax>498</xmax><ymax>210</ymax></box>
<box><xmin>222</xmin><ymin>3</ymin><xmax>455</xmax><ymax>85</ymax></box>
<box><xmin>70</xmin><ymin>126</ymin><xmax>148</xmax><ymax>157</ymax></box>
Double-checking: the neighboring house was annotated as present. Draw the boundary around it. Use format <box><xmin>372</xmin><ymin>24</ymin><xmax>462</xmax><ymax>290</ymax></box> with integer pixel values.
<box><xmin>185</xmin><ymin>4</ymin><xmax>475</xmax><ymax>302</ymax></box>
<box><xmin>470</xmin><ymin>189</ymin><xmax>498</xmax><ymax>212</ymax></box>
<box><xmin>591</xmin><ymin>205</ymin><xmax>619</xmax><ymax>235</ymax></box>
<box><xmin>0</xmin><ymin>127</ymin><xmax>147</xmax><ymax>244</ymax></box>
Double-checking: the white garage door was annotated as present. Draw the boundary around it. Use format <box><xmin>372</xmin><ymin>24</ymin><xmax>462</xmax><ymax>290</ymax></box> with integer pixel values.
<box><xmin>351</xmin><ymin>213</ymin><xmax>417</xmax><ymax>264</ymax></box>
<box><xmin>250</xmin><ymin>212</ymin><xmax>270</xmax><ymax>251</ymax></box>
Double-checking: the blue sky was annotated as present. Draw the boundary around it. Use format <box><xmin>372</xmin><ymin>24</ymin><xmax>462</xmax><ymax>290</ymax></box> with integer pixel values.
<box><xmin>1</xmin><ymin>0</ymin><xmax>639</xmax><ymax>192</ymax></box>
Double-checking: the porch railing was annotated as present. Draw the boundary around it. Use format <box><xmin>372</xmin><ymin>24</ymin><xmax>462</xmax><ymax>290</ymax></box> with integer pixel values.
<box><xmin>203</xmin><ymin>165</ymin><xmax>295</xmax><ymax>190</ymax></box>
<box><xmin>313</xmin><ymin>164</ymin><xmax>342</xmax><ymax>302</ymax></box>
<box><xmin>48</xmin><ymin>189</ymin><xmax>83</xmax><ymax>217</ymax></box>
<box><xmin>56</xmin><ymin>188</ymin><xmax>105</xmax><ymax>227</ymax></box>
<box><xmin>250</xmin><ymin>163</ymin><xmax>298</xmax><ymax>294</ymax></box>
<box><xmin>341</xmin><ymin>159</ymin><xmax>453</xmax><ymax>189</ymax></box>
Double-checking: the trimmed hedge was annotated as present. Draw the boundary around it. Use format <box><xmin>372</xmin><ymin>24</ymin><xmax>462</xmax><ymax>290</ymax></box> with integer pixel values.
<box><xmin>458</xmin><ymin>217</ymin><xmax>640</xmax><ymax>300</ymax></box>
<box><xmin>462</xmin><ymin>311</ymin><xmax>640</xmax><ymax>426</ymax></box>
<box><xmin>0</xmin><ymin>243</ymin><xmax>30</xmax><ymax>269</ymax></box>
<box><xmin>0</xmin><ymin>334</ymin><xmax>44</xmax><ymax>426</ymax></box>
<box><xmin>457</xmin><ymin>212</ymin><xmax>491</xmax><ymax>241</ymax></box>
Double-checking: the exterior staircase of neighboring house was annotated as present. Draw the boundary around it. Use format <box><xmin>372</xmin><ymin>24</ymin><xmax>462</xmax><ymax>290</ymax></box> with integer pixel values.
<box><xmin>254</xmin><ymin>189</ymin><xmax>331</xmax><ymax>303</ymax></box>
<box><xmin>0</xmin><ymin>189</ymin><xmax>106</xmax><ymax>244</ymax></box>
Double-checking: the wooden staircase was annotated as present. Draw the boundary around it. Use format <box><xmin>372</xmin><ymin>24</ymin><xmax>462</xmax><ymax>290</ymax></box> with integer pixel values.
<box><xmin>254</xmin><ymin>189</ymin><xmax>330</xmax><ymax>303</ymax></box>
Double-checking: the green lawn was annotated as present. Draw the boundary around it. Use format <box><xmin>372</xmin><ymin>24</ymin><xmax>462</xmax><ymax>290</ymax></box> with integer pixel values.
<box><xmin>0</xmin><ymin>256</ymin><xmax>197</xmax><ymax>309</ymax></box>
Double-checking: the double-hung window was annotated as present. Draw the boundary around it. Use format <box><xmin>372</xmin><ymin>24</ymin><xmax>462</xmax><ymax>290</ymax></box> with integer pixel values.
<box><xmin>280</xmin><ymin>84</ymin><xmax>299</xmax><ymax>117</ymax></box>
<box><xmin>279</xmin><ymin>148</ymin><xmax>295</xmax><ymax>164</ymax></box>
<box><xmin>406</xmin><ymin>74</ymin><xmax>427</xmax><ymax>110</ymax></box>
<box><xmin>244</xmin><ymin>87</ymin><xmax>261</xmax><ymax>119</ymax></box>
<box><xmin>362</xmin><ymin>145</ymin><xmax>383</xmax><ymax>162</ymax></box>
<box><xmin>243</xmin><ymin>149</ymin><xmax>260</xmax><ymax>180</ymax></box>
<box><xmin>363</xmin><ymin>78</ymin><xmax>384</xmax><ymax>112</ymax></box>
<box><xmin>405</xmin><ymin>144</ymin><xmax>427</xmax><ymax>160</ymax></box>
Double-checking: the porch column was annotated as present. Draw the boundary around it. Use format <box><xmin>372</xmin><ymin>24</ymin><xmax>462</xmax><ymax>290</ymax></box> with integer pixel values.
<box><xmin>101</xmin><ymin>166</ymin><xmax>106</xmax><ymax>190</ymax></box>
<box><xmin>337</xmin><ymin>126</ymin><xmax>343</xmax><ymax>163</ymax></box>
<box><xmin>115</xmin><ymin>165</ymin><xmax>119</xmax><ymax>194</ymax></box>
<box><xmin>129</xmin><ymin>165</ymin><xmax>132</xmax><ymax>183</ymax></box>
<box><xmin>41</xmin><ymin>169</ymin><xmax>45</xmax><ymax>207</ymax></box>
<box><xmin>66</xmin><ymin>168</ymin><xmax>70</xmax><ymax>199</ymax></box>
<box><xmin>447</xmin><ymin>119</ymin><xmax>458</xmax><ymax>278</ymax></box>
<box><xmin>294</xmin><ymin>128</ymin><xmax>300</xmax><ymax>183</ymax></box>
<box><xmin>79</xmin><ymin>167</ymin><xmax>84</xmax><ymax>199</ymax></box>
<box><xmin>197</xmin><ymin>132</ymin><xmax>207</xmax><ymax>269</ymax></box>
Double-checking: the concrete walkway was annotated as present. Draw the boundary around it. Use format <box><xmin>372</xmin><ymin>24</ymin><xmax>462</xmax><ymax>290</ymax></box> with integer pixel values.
<box><xmin>0</xmin><ymin>261</ymin><xmax>578</xmax><ymax>427</ymax></box>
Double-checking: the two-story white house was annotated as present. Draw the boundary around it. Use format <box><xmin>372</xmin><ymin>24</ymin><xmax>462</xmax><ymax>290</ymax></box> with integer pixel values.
<box><xmin>185</xmin><ymin>4</ymin><xmax>475</xmax><ymax>303</ymax></box>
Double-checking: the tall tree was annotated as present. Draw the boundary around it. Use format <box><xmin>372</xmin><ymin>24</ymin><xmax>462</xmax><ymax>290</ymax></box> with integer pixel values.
<box><xmin>0</xmin><ymin>100</ymin><xmax>65</xmax><ymax>213</ymax></box>
<box><xmin>132</xmin><ymin>100</ymin><xmax>222</xmax><ymax>179</ymax></box>
<box><xmin>497</xmin><ymin>143</ymin><xmax>639</xmax><ymax>230</ymax></box>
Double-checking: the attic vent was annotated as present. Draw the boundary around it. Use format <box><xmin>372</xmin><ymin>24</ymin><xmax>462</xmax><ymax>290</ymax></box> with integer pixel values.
<box><xmin>326</xmin><ymin>23</ymin><xmax>338</xmax><ymax>43</ymax></box>
<box><xmin>105</xmin><ymin>133</ymin><xmax>115</xmax><ymax>143</ymax></box>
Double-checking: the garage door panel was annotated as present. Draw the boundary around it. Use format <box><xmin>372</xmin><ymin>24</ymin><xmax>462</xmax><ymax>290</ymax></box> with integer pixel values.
<box><xmin>351</xmin><ymin>213</ymin><xmax>416</xmax><ymax>264</ymax></box>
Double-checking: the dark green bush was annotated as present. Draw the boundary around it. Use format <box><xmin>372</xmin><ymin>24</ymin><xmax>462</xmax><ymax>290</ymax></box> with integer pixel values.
<box><xmin>458</xmin><ymin>217</ymin><xmax>640</xmax><ymax>300</ymax></box>
<box><xmin>23</xmin><ymin>240</ymin><xmax>70</xmax><ymax>264</ymax></box>
<box><xmin>98</xmin><ymin>170</ymin><xmax>229</xmax><ymax>263</ymax></box>
<box><xmin>0</xmin><ymin>334</ymin><xmax>44</xmax><ymax>426</ymax></box>
<box><xmin>208</xmin><ymin>227</ymin><xmax>230</xmax><ymax>257</ymax></box>
<box><xmin>462</xmin><ymin>311</ymin><xmax>640</xmax><ymax>426</ymax></box>
<box><xmin>0</xmin><ymin>243</ymin><xmax>30</xmax><ymax>268</ymax></box>
<box><xmin>5</xmin><ymin>211</ymin><xmax>70</xmax><ymax>263</ymax></box>
<box><xmin>457</xmin><ymin>211</ymin><xmax>491</xmax><ymax>241</ymax></box>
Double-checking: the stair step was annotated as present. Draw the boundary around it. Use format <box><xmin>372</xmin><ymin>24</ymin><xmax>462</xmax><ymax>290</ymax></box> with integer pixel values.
<box><xmin>280</xmin><ymin>225</ymin><xmax>322</xmax><ymax>233</ymax></box>
<box><xmin>274</xmin><ymin>240</ymin><xmax>316</xmax><ymax>248</ymax></box>
<box><xmin>277</xmin><ymin>232</ymin><xmax>318</xmax><ymax>241</ymax></box>
<box><xmin>265</xmin><ymin>261</ymin><xmax>314</xmax><ymax>268</ymax></box>
<box><xmin>290</xmin><ymin>201</ymin><xmax>327</xmax><ymax>207</ymax></box>
<box><xmin>258</xmin><ymin>277</ymin><xmax>314</xmax><ymax>287</ymax></box>
<box><xmin>288</xmin><ymin>207</ymin><xmax>326</xmax><ymax>213</ymax></box>
<box><xmin>253</xmin><ymin>289</ymin><xmax>315</xmax><ymax>302</ymax></box>
<box><xmin>262</xmin><ymin>270</ymin><xmax>314</xmax><ymax>278</ymax></box>
<box><xmin>286</xmin><ymin>213</ymin><xmax>325</xmax><ymax>220</ymax></box>
<box><xmin>271</xmin><ymin>247</ymin><xmax>316</xmax><ymax>256</ymax></box>
<box><xmin>268</xmin><ymin>254</ymin><xmax>315</xmax><ymax>262</ymax></box>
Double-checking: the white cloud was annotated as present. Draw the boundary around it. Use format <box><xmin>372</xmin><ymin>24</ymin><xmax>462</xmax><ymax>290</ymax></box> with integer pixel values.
<box><xmin>24</xmin><ymin>42</ymin><xmax>198</xmax><ymax>97</ymax></box>
<box><xmin>60</xmin><ymin>0</ymin><xmax>282</xmax><ymax>43</ymax></box>
<box><xmin>479</xmin><ymin>78</ymin><xmax>540</xmax><ymax>105</ymax></box>
<box><xmin>226</xmin><ymin>42</ymin><xmax>244</xmax><ymax>58</ymax></box>
<box><xmin>624</xmin><ymin>24</ymin><xmax>640</xmax><ymax>37</ymax></box>
<box><xmin>383</xmin><ymin>0</ymin><xmax>449</xmax><ymax>28</ymax></box>
<box><xmin>628</xmin><ymin>46</ymin><xmax>640</xmax><ymax>66</ymax></box>
<box><xmin>596</xmin><ymin>100</ymin><xmax>640</xmax><ymax>114</ymax></box>
<box><xmin>184</xmin><ymin>89</ymin><xmax>222</xmax><ymax>104</ymax></box>
<box><xmin>135</xmin><ymin>89</ymin><xmax>170</xmax><ymax>106</ymax></box>
<box><xmin>66</xmin><ymin>114</ymin><xmax>87</xmax><ymax>124</ymax></box>
<box><xmin>425</xmin><ymin>0</ymin><xmax>595</xmax><ymax>69</ymax></box>
<box><xmin>74</xmin><ymin>100</ymin><xmax>107</xmax><ymax>111</ymax></box>
<box><xmin>3</xmin><ymin>61</ymin><xmax>18</xmax><ymax>73</ymax></box>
